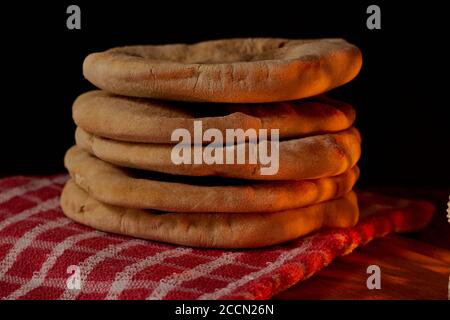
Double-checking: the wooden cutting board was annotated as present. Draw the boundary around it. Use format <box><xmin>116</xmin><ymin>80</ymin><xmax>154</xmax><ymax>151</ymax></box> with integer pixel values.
<box><xmin>274</xmin><ymin>235</ymin><xmax>450</xmax><ymax>300</ymax></box>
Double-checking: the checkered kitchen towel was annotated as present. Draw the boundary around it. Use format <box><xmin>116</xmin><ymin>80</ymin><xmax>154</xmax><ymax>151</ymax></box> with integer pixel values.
<box><xmin>0</xmin><ymin>175</ymin><xmax>434</xmax><ymax>300</ymax></box>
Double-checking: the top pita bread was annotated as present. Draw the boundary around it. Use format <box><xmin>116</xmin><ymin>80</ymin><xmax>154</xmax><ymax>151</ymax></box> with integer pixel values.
<box><xmin>83</xmin><ymin>38</ymin><xmax>362</xmax><ymax>103</ymax></box>
<box><xmin>73</xmin><ymin>90</ymin><xmax>355</xmax><ymax>143</ymax></box>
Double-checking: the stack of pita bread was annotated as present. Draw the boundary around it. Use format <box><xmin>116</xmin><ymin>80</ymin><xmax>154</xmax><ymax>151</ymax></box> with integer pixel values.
<box><xmin>61</xmin><ymin>38</ymin><xmax>363</xmax><ymax>248</ymax></box>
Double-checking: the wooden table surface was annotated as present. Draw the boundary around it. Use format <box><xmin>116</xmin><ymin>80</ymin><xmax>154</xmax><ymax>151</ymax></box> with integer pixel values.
<box><xmin>275</xmin><ymin>235</ymin><xmax>450</xmax><ymax>299</ymax></box>
<box><xmin>274</xmin><ymin>188</ymin><xmax>450</xmax><ymax>300</ymax></box>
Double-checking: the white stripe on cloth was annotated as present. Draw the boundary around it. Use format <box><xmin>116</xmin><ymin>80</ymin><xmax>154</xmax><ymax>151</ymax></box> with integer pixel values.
<box><xmin>0</xmin><ymin>218</ymin><xmax>72</xmax><ymax>279</ymax></box>
<box><xmin>105</xmin><ymin>247</ymin><xmax>191</xmax><ymax>300</ymax></box>
<box><xmin>0</xmin><ymin>236</ymin><xmax>140</xmax><ymax>263</ymax></box>
<box><xmin>52</xmin><ymin>175</ymin><xmax>69</xmax><ymax>185</ymax></box>
<box><xmin>147</xmin><ymin>252</ymin><xmax>241</xmax><ymax>300</ymax></box>
<box><xmin>0</xmin><ymin>197</ymin><xmax>61</xmax><ymax>231</ymax></box>
<box><xmin>0</xmin><ymin>236</ymin><xmax>155</xmax><ymax>266</ymax></box>
<box><xmin>1</xmin><ymin>274</ymin><xmax>201</xmax><ymax>297</ymax></box>
<box><xmin>58</xmin><ymin>239</ymin><xmax>146</xmax><ymax>300</ymax></box>
<box><xmin>0</xmin><ymin>176</ymin><xmax>65</xmax><ymax>204</ymax></box>
<box><xmin>5</xmin><ymin>230</ymin><xmax>101</xmax><ymax>300</ymax></box>
<box><xmin>198</xmin><ymin>239</ymin><xmax>314</xmax><ymax>299</ymax></box>
<box><xmin>0</xmin><ymin>235</ymin><xmax>258</xmax><ymax>277</ymax></box>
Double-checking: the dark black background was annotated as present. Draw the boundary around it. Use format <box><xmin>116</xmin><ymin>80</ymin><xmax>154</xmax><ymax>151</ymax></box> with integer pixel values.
<box><xmin>0</xmin><ymin>1</ymin><xmax>448</xmax><ymax>188</ymax></box>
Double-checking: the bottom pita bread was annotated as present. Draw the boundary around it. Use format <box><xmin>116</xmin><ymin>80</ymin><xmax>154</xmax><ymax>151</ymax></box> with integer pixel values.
<box><xmin>61</xmin><ymin>180</ymin><xmax>359</xmax><ymax>248</ymax></box>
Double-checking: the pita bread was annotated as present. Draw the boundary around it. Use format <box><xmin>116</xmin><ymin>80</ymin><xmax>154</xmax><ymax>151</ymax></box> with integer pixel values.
<box><xmin>75</xmin><ymin>127</ymin><xmax>361</xmax><ymax>180</ymax></box>
<box><xmin>73</xmin><ymin>90</ymin><xmax>355</xmax><ymax>143</ymax></box>
<box><xmin>61</xmin><ymin>179</ymin><xmax>359</xmax><ymax>248</ymax></box>
<box><xmin>64</xmin><ymin>146</ymin><xmax>359</xmax><ymax>213</ymax></box>
<box><xmin>83</xmin><ymin>38</ymin><xmax>362</xmax><ymax>103</ymax></box>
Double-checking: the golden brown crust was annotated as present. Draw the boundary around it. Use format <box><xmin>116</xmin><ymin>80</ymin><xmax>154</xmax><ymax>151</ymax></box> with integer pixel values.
<box><xmin>83</xmin><ymin>38</ymin><xmax>362</xmax><ymax>103</ymax></box>
<box><xmin>61</xmin><ymin>179</ymin><xmax>359</xmax><ymax>248</ymax></box>
<box><xmin>64</xmin><ymin>145</ymin><xmax>359</xmax><ymax>213</ymax></box>
<box><xmin>73</xmin><ymin>90</ymin><xmax>356</xmax><ymax>143</ymax></box>
<box><xmin>75</xmin><ymin>127</ymin><xmax>361</xmax><ymax>180</ymax></box>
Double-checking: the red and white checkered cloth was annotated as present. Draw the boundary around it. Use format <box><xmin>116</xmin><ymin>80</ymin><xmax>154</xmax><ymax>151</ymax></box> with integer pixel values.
<box><xmin>0</xmin><ymin>175</ymin><xmax>434</xmax><ymax>300</ymax></box>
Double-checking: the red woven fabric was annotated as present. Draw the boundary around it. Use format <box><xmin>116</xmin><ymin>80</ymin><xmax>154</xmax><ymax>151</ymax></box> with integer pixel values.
<box><xmin>0</xmin><ymin>175</ymin><xmax>434</xmax><ymax>300</ymax></box>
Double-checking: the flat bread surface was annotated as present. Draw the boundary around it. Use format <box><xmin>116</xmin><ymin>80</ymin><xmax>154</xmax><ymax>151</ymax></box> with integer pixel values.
<box><xmin>61</xmin><ymin>179</ymin><xmax>359</xmax><ymax>248</ymax></box>
<box><xmin>64</xmin><ymin>146</ymin><xmax>359</xmax><ymax>213</ymax></box>
<box><xmin>73</xmin><ymin>91</ymin><xmax>355</xmax><ymax>143</ymax></box>
<box><xmin>83</xmin><ymin>38</ymin><xmax>362</xmax><ymax>103</ymax></box>
<box><xmin>75</xmin><ymin>127</ymin><xmax>361</xmax><ymax>180</ymax></box>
